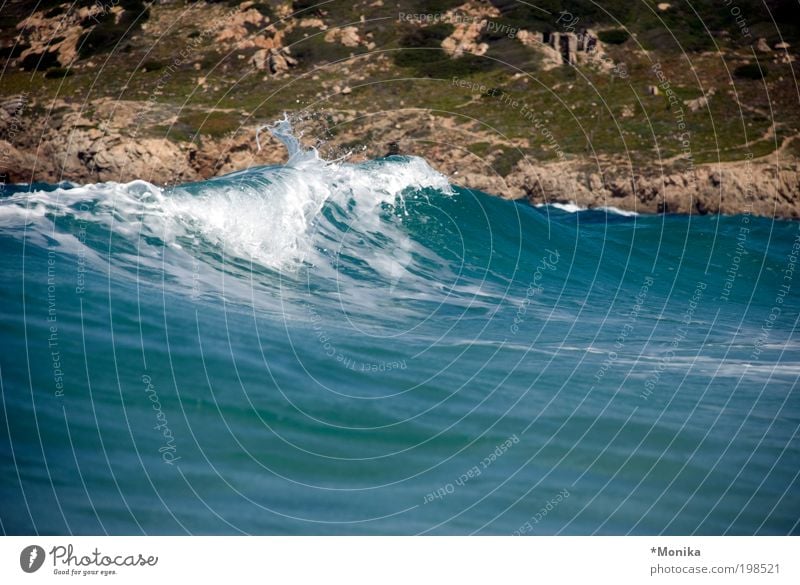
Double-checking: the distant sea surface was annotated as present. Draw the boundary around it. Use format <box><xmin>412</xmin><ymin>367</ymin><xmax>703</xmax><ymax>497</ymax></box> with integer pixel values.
<box><xmin>1</xmin><ymin>121</ymin><xmax>798</xmax><ymax>534</ymax></box>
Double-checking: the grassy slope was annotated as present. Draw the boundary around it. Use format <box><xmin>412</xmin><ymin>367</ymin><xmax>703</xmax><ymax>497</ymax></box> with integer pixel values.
<box><xmin>1</xmin><ymin>0</ymin><xmax>798</xmax><ymax>177</ymax></box>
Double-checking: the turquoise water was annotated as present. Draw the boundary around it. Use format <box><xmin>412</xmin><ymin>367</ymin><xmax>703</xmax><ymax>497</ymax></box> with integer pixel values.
<box><xmin>1</xmin><ymin>123</ymin><xmax>798</xmax><ymax>535</ymax></box>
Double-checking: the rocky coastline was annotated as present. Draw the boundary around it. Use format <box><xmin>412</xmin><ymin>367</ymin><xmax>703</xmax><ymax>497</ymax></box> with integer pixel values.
<box><xmin>2</xmin><ymin>95</ymin><xmax>797</xmax><ymax>218</ymax></box>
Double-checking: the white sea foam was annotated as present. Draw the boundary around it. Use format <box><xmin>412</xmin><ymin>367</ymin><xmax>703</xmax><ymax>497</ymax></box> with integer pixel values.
<box><xmin>535</xmin><ymin>202</ymin><xmax>639</xmax><ymax>216</ymax></box>
<box><xmin>543</xmin><ymin>202</ymin><xmax>584</xmax><ymax>213</ymax></box>
<box><xmin>597</xmin><ymin>206</ymin><xmax>639</xmax><ymax>217</ymax></box>
<box><xmin>0</xmin><ymin>115</ymin><xmax>453</xmax><ymax>274</ymax></box>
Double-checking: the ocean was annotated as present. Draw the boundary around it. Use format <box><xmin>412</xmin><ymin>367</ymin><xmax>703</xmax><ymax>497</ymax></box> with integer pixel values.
<box><xmin>1</xmin><ymin>119</ymin><xmax>798</xmax><ymax>535</ymax></box>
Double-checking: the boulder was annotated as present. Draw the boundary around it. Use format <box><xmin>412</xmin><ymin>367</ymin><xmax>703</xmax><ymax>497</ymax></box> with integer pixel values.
<box><xmin>324</xmin><ymin>26</ymin><xmax>362</xmax><ymax>48</ymax></box>
<box><xmin>251</xmin><ymin>48</ymin><xmax>298</xmax><ymax>74</ymax></box>
<box><xmin>755</xmin><ymin>37</ymin><xmax>772</xmax><ymax>52</ymax></box>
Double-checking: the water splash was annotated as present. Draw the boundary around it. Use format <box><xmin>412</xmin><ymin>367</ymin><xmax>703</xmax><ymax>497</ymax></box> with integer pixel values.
<box><xmin>0</xmin><ymin>116</ymin><xmax>454</xmax><ymax>279</ymax></box>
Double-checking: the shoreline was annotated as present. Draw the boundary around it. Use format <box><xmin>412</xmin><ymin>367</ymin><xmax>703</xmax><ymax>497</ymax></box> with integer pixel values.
<box><xmin>2</xmin><ymin>115</ymin><xmax>798</xmax><ymax>219</ymax></box>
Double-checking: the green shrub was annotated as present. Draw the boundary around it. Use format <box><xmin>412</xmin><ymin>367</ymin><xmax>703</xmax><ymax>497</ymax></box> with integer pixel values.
<box><xmin>44</xmin><ymin>67</ymin><xmax>73</xmax><ymax>79</ymax></box>
<box><xmin>467</xmin><ymin>142</ymin><xmax>492</xmax><ymax>157</ymax></box>
<box><xmin>597</xmin><ymin>29</ymin><xmax>630</xmax><ymax>45</ymax></box>
<box><xmin>44</xmin><ymin>6</ymin><xmax>66</xmax><ymax>18</ymax></box>
<box><xmin>20</xmin><ymin>50</ymin><xmax>60</xmax><ymax>71</ymax></box>
<box><xmin>141</xmin><ymin>59</ymin><xmax>165</xmax><ymax>72</ymax></box>
<box><xmin>734</xmin><ymin>63</ymin><xmax>767</xmax><ymax>80</ymax></box>
<box><xmin>252</xmin><ymin>3</ymin><xmax>274</xmax><ymax>19</ymax></box>
<box><xmin>184</xmin><ymin>0</ymin><xmax>242</xmax><ymax>4</ymax></box>
<box><xmin>483</xmin><ymin>36</ymin><xmax>539</xmax><ymax>72</ymax></box>
<box><xmin>398</xmin><ymin>23</ymin><xmax>455</xmax><ymax>48</ymax></box>
<box><xmin>292</xmin><ymin>0</ymin><xmax>319</xmax><ymax>12</ymax></box>
<box><xmin>393</xmin><ymin>49</ymin><xmax>442</xmax><ymax>68</ymax></box>
<box><xmin>177</xmin><ymin>111</ymin><xmax>240</xmax><ymax>138</ymax></box>
<box><xmin>492</xmin><ymin>148</ymin><xmax>523</xmax><ymax>176</ymax></box>
<box><xmin>394</xmin><ymin>50</ymin><xmax>496</xmax><ymax>78</ymax></box>
<box><xmin>284</xmin><ymin>28</ymin><xmax>352</xmax><ymax>64</ymax></box>
<box><xmin>408</xmin><ymin>0</ymin><xmax>463</xmax><ymax>12</ymax></box>
<box><xmin>0</xmin><ymin>44</ymin><xmax>28</xmax><ymax>59</ymax></box>
<box><xmin>394</xmin><ymin>22</ymin><xmax>462</xmax><ymax>73</ymax></box>
<box><xmin>487</xmin><ymin>0</ymin><xmax>552</xmax><ymax>30</ymax></box>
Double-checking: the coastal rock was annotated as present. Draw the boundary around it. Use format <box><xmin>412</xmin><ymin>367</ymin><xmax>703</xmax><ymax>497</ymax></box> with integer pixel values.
<box><xmin>3</xmin><ymin>92</ymin><xmax>799</xmax><ymax>219</ymax></box>
<box><xmin>15</xmin><ymin>4</ymin><xmax>103</xmax><ymax>68</ymax></box>
<box><xmin>441</xmin><ymin>22</ymin><xmax>489</xmax><ymax>58</ymax></box>
<box><xmin>268</xmin><ymin>48</ymin><xmax>298</xmax><ymax>74</ymax></box>
<box><xmin>324</xmin><ymin>26</ymin><xmax>362</xmax><ymax>48</ymax></box>
<box><xmin>440</xmin><ymin>0</ymin><xmax>500</xmax><ymax>57</ymax></box>
<box><xmin>215</xmin><ymin>7</ymin><xmax>269</xmax><ymax>46</ymax></box>
<box><xmin>684</xmin><ymin>88</ymin><xmax>715</xmax><ymax>112</ymax></box>
<box><xmin>0</xmin><ymin>95</ymin><xmax>28</xmax><ymax>137</ymax></box>
<box><xmin>0</xmin><ymin>139</ymin><xmax>37</xmax><ymax>183</ymax></box>
<box><xmin>504</xmin><ymin>161</ymin><xmax>800</xmax><ymax>218</ymax></box>
<box><xmin>756</xmin><ymin>37</ymin><xmax>772</xmax><ymax>52</ymax></box>
<box><xmin>299</xmin><ymin>18</ymin><xmax>328</xmax><ymax>30</ymax></box>
<box><xmin>251</xmin><ymin>48</ymin><xmax>298</xmax><ymax>74</ymax></box>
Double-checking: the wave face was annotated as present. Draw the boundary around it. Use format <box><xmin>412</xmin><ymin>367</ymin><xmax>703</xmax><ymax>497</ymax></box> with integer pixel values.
<box><xmin>1</xmin><ymin>119</ymin><xmax>798</xmax><ymax>535</ymax></box>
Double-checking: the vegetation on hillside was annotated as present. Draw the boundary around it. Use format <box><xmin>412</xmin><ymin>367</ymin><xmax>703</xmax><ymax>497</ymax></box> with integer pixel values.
<box><xmin>0</xmin><ymin>0</ymin><xmax>797</xmax><ymax>173</ymax></box>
